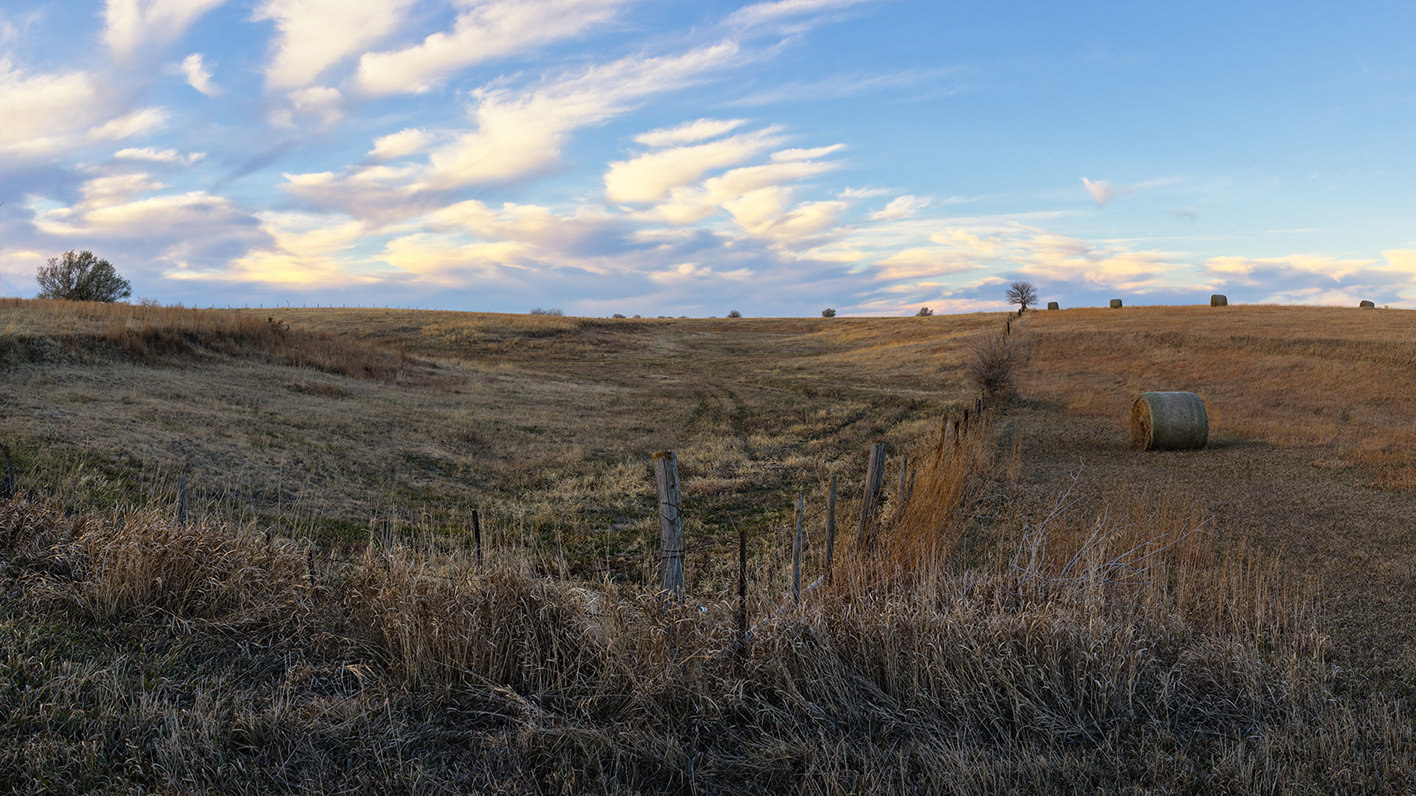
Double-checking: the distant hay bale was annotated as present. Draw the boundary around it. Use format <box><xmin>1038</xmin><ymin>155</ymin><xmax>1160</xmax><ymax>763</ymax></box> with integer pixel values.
<box><xmin>1131</xmin><ymin>392</ymin><xmax>1208</xmax><ymax>451</ymax></box>
<box><xmin>1360</xmin><ymin>300</ymin><xmax>1376</xmax><ymax>308</ymax></box>
<box><xmin>1047</xmin><ymin>301</ymin><xmax>1059</xmax><ymax>310</ymax></box>
<box><xmin>1109</xmin><ymin>299</ymin><xmax>1123</xmax><ymax>309</ymax></box>
<box><xmin>1211</xmin><ymin>294</ymin><xmax>1227</xmax><ymax>307</ymax></box>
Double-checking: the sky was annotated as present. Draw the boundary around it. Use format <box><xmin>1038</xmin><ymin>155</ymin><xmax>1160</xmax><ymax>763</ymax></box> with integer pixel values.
<box><xmin>1</xmin><ymin>0</ymin><xmax>1414</xmax><ymax>316</ymax></box>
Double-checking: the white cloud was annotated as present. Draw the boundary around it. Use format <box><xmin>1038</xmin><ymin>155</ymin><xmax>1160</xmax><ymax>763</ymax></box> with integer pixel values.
<box><xmin>651</xmin><ymin>155</ymin><xmax>843</xmax><ymax>231</ymax></box>
<box><xmin>605</xmin><ymin>127</ymin><xmax>784</xmax><ymax>204</ymax></box>
<box><xmin>873</xmin><ymin>247</ymin><xmax>981</xmax><ymax>280</ymax></box>
<box><xmin>114</xmin><ymin>146</ymin><xmax>206</xmax><ymax>165</ymax></box>
<box><xmin>180</xmin><ymin>53</ymin><xmax>220</xmax><ymax>95</ymax></box>
<box><xmin>634</xmin><ymin>118</ymin><xmax>747</xmax><ymax>148</ymax></box>
<box><xmin>424</xmin><ymin>42</ymin><xmax>739</xmax><ymax>189</ymax></box>
<box><xmin>726</xmin><ymin>0</ymin><xmax>879</xmax><ymax>29</ymax></box>
<box><xmin>1081</xmin><ymin>177</ymin><xmax>1111</xmax><ymax>206</ymax></box>
<box><xmin>869</xmin><ymin>194</ymin><xmax>928</xmax><ymax>220</ymax></box>
<box><xmin>0</xmin><ymin>60</ymin><xmax>161</xmax><ymax>155</ymax></box>
<box><xmin>274</xmin><ymin>86</ymin><xmax>344</xmax><ymax>128</ymax></box>
<box><xmin>105</xmin><ymin>0</ymin><xmax>227</xmax><ymax>59</ymax></box>
<box><xmin>255</xmin><ymin>0</ymin><xmax>414</xmax><ymax>90</ymax></box>
<box><xmin>194</xmin><ymin>212</ymin><xmax>374</xmax><ymax>286</ymax></box>
<box><xmin>369</xmin><ymin>128</ymin><xmax>432</xmax><ymax>160</ymax></box>
<box><xmin>355</xmin><ymin>0</ymin><xmax>630</xmax><ymax>96</ymax></box>
<box><xmin>1081</xmin><ymin>176</ymin><xmax>1180</xmax><ymax>207</ymax></box>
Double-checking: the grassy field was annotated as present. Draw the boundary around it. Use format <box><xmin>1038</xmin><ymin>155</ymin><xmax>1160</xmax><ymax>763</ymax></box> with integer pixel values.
<box><xmin>3</xmin><ymin>298</ymin><xmax>1416</xmax><ymax>792</ymax></box>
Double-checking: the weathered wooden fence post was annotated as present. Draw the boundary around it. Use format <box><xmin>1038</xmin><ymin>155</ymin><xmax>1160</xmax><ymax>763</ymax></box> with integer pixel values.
<box><xmin>1</xmin><ymin>443</ymin><xmax>14</xmax><ymax>501</ymax></box>
<box><xmin>792</xmin><ymin>494</ymin><xmax>804</xmax><ymax>603</ymax></box>
<box><xmin>177</xmin><ymin>475</ymin><xmax>188</xmax><ymax>526</ymax></box>
<box><xmin>824</xmin><ymin>475</ymin><xmax>837</xmax><ymax>583</ymax></box>
<box><xmin>653</xmin><ymin>451</ymin><xmax>684</xmax><ymax>599</ymax></box>
<box><xmin>857</xmin><ymin>441</ymin><xmax>888</xmax><ymax>553</ymax></box>
<box><xmin>471</xmin><ymin>509</ymin><xmax>483</xmax><ymax>565</ymax></box>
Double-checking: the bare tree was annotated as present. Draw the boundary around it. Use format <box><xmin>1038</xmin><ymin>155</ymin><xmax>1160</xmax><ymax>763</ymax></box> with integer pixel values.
<box><xmin>916</xmin><ymin>306</ymin><xmax>933</xmax><ymax>316</ymax></box>
<box><xmin>36</xmin><ymin>251</ymin><xmax>131</xmax><ymax>302</ymax></box>
<box><xmin>1006</xmin><ymin>281</ymin><xmax>1038</xmax><ymax>314</ymax></box>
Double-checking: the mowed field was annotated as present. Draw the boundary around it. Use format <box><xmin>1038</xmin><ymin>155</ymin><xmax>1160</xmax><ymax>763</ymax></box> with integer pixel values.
<box><xmin>3</xmin><ymin>297</ymin><xmax>1416</xmax><ymax>792</ymax></box>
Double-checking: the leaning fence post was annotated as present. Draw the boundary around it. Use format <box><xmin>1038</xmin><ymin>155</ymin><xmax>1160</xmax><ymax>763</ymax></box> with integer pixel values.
<box><xmin>177</xmin><ymin>475</ymin><xmax>188</xmax><ymax>526</ymax></box>
<box><xmin>792</xmin><ymin>494</ymin><xmax>804</xmax><ymax>603</ymax></box>
<box><xmin>653</xmin><ymin>451</ymin><xmax>684</xmax><ymax>599</ymax></box>
<box><xmin>824</xmin><ymin>475</ymin><xmax>837</xmax><ymax>583</ymax></box>
<box><xmin>857</xmin><ymin>441</ymin><xmax>888</xmax><ymax>553</ymax></box>
<box><xmin>1</xmin><ymin>443</ymin><xmax>14</xmax><ymax>501</ymax></box>
<box><xmin>471</xmin><ymin>509</ymin><xmax>483</xmax><ymax>565</ymax></box>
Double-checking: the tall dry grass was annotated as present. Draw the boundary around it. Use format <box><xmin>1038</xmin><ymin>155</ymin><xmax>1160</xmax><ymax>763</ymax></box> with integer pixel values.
<box><xmin>0</xmin><ymin>412</ymin><xmax>1411</xmax><ymax>792</ymax></box>
<box><xmin>0</xmin><ymin>297</ymin><xmax>419</xmax><ymax>382</ymax></box>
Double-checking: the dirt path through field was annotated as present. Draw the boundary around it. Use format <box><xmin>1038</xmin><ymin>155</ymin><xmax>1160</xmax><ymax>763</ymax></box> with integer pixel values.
<box><xmin>1007</xmin><ymin>400</ymin><xmax>1416</xmax><ymax>697</ymax></box>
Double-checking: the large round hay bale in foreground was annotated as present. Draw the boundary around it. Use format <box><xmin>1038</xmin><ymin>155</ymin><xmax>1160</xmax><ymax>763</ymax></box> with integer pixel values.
<box><xmin>1131</xmin><ymin>392</ymin><xmax>1208</xmax><ymax>450</ymax></box>
<box><xmin>1047</xmin><ymin>301</ymin><xmax>1059</xmax><ymax>310</ymax></box>
<box><xmin>1211</xmin><ymin>294</ymin><xmax>1227</xmax><ymax>307</ymax></box>
<box><xmin>1360</xmin><ymin>300</ymin><xmax>1376</xmax><ymax>308</ymax></box>
<box><xmin>1109</xmin><ymin>299</ymin><xmax>1123</xmax><ymax>309</ymax></box>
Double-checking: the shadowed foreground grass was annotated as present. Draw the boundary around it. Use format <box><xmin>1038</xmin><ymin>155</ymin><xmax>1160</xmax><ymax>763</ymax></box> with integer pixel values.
<box><xmin>2</xmin><ymin>420</ymin><xmax>1411</xmax><ymax>794</ymax></box>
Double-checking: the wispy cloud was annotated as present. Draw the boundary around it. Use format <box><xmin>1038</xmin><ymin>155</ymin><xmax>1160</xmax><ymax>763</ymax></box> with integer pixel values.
<box><xmin>179</xmin><ymin>53</ymin><xmax>219</xmax><ymax>95</ymax></box>
<box><xmin>255</xmin><ymin>0</ymin><xmax>414</xmax><ymax>90</ymax></box>
<box><xmin>104</xmin><ymin>0</ymin><xmax>227</xmax><ymax>59</ymax></box>
<box><xmin>355</xmin><ymin>0</ymin><xmax>632</xmax><ymax>96</ymax></box>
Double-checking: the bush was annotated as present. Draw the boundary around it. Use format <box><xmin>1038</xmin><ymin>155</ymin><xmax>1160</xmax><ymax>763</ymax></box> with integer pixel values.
<box><xmin>727</xmin><ymin>310</ymin><xmax>742</xmax><ymax>318</ymax></box>
<box><xmin>821</xmin><ymin>308</ymin><xmax>837</xmax><ymax>317</ymax></box>
<box><xmin>612</xmin><ymin>313</ymin><xmax>627</xmax><ymax>319</ymax></box>
<box><xmin>529</xmin><ymin>307</ymin><xmax>564</xmax><ymax>316</ymax></box>
<box><xmin>916</xmin><ymin>306</ymin><xmax>933</xmax><ymax>317</ymax></box>
<box><xmin>36</xmin><ymin>251</ymin><xmax>131</xmax><ymax>302</ymax></box>
<box><xmin>965</xmin><ymin>332</ymin><xmax>1027</xmax><ymax>403</ymax></box>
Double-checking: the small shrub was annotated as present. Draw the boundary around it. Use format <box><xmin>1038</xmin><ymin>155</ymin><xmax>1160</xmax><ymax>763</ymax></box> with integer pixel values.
<box><xmin>529</xmin><ymin>307</ymin><xmax>564</xmax><ymax>316</ymax></box>
<box><xmin>965</xmin><ymin>332</ymin><xmax>1027</xmax><ymax>403</ymax></box>
<box><xmin>822</xmin><ymin>308</ymin><xmax>837</xmax><ymax>317</ymax></box>
<box><xmin>727</xmin><ymin>310</ymin><xmax>742</xmax><ymax>318</ymax></box>
<box><xmin>916</xmin><ymin>306</ymin><xmax>933</xmax><ymax>317</ymax></box>
<box><xmin>36</xmin><ymin>251</ymin><xmax>131</xmax><ymax>302</ymax></box>
<box><xmin>612</xmin><ymin>313</ymin><xmax>627</xmax><ymax>319</ymax></box>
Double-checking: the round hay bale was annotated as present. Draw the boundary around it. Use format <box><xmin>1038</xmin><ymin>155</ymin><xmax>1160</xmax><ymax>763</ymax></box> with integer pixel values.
<box><xmin>1360</xmin><ymin>300</ymin><xmax>1375</xmax><ymax>308</ymax></box>
<box><xmin>1210</xmin><ymin>294</ymin><xmax>1227</xmax><ymax>307</ymax></box>
<box><xmin>1047</xmin><ymin>301</ymin><xmax>1059</xmax><ymax>310</ymax></box>
<box><xmin>1109</xmin><ymin>298</ymin><xmax>1123</xmax><ymax>309</ymax></box>
<box><xmin>1131</xmin><ymin>392</ymin><xmax>1208</xmax><ymax>450</ymax></box>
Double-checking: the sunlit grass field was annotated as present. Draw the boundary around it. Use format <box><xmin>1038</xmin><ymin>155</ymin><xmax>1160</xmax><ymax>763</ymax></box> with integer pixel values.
<box><xmin>3</xmin><ymin>298</ymin><xmax>1416</xmax><ymax>792</ymax></box>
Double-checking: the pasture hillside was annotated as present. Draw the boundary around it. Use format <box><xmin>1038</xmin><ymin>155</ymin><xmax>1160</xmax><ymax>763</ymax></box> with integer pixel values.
<box><xmin>3</xmin><ymin>299</ymin><xmax>1416</xmax><ymax>792</ymax></box>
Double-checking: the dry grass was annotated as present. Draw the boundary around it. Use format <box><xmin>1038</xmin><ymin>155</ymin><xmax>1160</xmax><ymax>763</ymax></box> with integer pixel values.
<box><xmin>0</xmin><ymin>297</ymin><xmax>427</xmax><ymax>383</ymax></box>
<box><xmin>1</xmin><ymin>415</ymin><xmax>1411</xmax><ymax>792</ymax></box>
<box><xmin>6</xmin><ymin>301</ymin><xmax>1416</xmax><ymax>789</ymax></box>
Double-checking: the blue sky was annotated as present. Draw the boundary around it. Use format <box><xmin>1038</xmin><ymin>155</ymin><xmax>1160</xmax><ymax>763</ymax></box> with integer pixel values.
<box><xmin>1</xmin><ymin>0</ymin><xmax>1414</xmax><ymax>315</ymax></box>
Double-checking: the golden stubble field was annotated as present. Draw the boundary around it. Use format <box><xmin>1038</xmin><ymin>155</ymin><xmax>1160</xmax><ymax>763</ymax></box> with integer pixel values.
<box><xmin>4</xmin><ymin>297</ymin><xmax>1416</xmax><ymax>792</ymax></box>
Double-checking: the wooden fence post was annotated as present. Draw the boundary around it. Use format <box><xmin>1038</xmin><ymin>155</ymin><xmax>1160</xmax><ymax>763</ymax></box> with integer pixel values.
<box><xmin>824</xmin><ymin>475</ymin><xmax>837</xmax><ymax>583</ymax></box>
<box><xmin>1</xmin><ymin>443</ymin><xmax>13</xmax><ymax>501</ymax></box>
<box><xmin>857</xmin><ymin>441</ymin><xmax>888</xmax><ymax>553</ymax></box>
<box><xmin>653</xmin><ymin>451</ymin><xmax>684</xmax><ymax>599</ymax></box>
<box><xmin>177</xmin><ymin>475</ymin><xmax>188</xmax><ymax>526</ymax></box>
<box><xmin>471</xmin><ymin>509</ymin><xmax>483</xmax><ymax>565</ymax></box>
<box><xmin>792</xmin><ymin>494</ymin><xmax>804</xmax><ymax>603</ymax></box>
